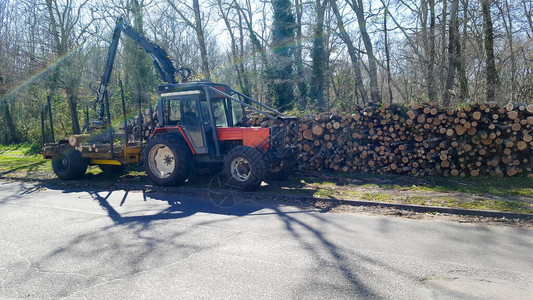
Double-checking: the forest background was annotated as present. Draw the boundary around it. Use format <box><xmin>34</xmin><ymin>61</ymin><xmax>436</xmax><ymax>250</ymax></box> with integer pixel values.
<box><xmin>1</xmin><ymin>0</ymin><xmax>532</xmax><ymax>146</ymax></box>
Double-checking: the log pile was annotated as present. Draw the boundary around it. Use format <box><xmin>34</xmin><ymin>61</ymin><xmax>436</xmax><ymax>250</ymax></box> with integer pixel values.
<box><xmin>121</xmin><ymin>107</ymin><xmax>158</xmax><ymax>142</ymax></box>
<box><xmin>251</xmin><ymin>102</ymin><xmax>533</xmax><ymax>177</ymax></box>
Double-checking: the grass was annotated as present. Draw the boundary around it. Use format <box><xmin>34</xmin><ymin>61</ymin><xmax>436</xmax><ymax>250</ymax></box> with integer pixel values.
<box><xmin>0</xmin><ymin>144</ymin><xmax>52</xmax><ymax>174</ymax></box>
<box><xmin>332</xmin><ymin>171</ymin><xmax>533</xmax><ymax>197</ymax></box>
<box><xmin>289</xmin><ymin>173</ymin><xmax>533</xmax><ymax>214</ymax></box>
<box><xmin>416</xmin><ymin>176</ymin><xmax>533</xmax><ymax>196</ymax></box>
<box><xmin>307</xmin><ymin>188</ymin><xmax>533</xmax><ymax>214</ymax></box>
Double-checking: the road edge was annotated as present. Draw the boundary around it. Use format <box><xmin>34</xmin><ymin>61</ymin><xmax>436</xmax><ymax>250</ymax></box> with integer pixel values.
<box><xmin>2</xmin><ymin>175</ymin><xmax>532</xmax><ymax>220</ymax></box>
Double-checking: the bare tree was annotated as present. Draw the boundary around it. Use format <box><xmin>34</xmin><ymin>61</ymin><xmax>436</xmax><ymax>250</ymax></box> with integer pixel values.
<box><xmin>215</xmin><ymin>0</ymin><xmax>250</xmax><ymax>95</ymax></box>
<box><xmin>383</xmin><ymin>0</ymin><xmax>393</xmax><ymax>103</ymax></box>
<box><xmin>330</xmin><ymin>0</ymin><xmax>367</xmax><ymax>104</ymax></box>
<box><xmin>442</xmin><ymin>0</ymin><xmax>460</xmax><ymax>106</ymax></box>
<box><xmin>44</xmin><ymin>0</ymin><xmax>93</xmax><ymax>134</ymax></box>
<box><xmin>457</xmin><ymin>0</ymin><xmax>469</xmax><ymax>100</ymax></box>
<box><xmin>166</xmin><ymin>0</ymin><xmax>211</xmax><ymax>80</ymax></box>
<box><xmin>346</xmin><ymin>0</ymin><xmax>381</xmax><ymax>104</ymax></box>
<box><xmin>496</xmin><ymin>0</ymin><xmax>516</xmax><ymax>101</ymax></box>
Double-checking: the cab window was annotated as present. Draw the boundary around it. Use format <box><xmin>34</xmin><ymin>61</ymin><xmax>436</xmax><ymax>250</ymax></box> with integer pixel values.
<box><xmin>212</xmin><ymin>98</ymin><xmax>228</xmax><ymax>127</ymax></box>
<box><xmin>231</xmin><ymin>101</ymin><xmax>244</xmax><ymax>125</ymax></box>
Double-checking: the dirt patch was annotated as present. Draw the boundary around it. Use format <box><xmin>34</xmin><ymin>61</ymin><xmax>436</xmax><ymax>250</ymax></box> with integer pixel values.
<box><xmin>327</xmin><ymin>204</ymin><xmax>533</xmax><ymax>228</ymax></box>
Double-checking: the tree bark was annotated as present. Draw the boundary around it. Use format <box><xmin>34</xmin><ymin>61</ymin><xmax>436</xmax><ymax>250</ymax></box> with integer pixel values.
<box><xmin>217</xmin><ymin>0</ymin><xmax>248</xmax><ymax>95</ymax></box>
<box><xmin>310</xmin><ymin>0</ymin><xmax>328</xmax><ymax>108</ymax></box>
<box><xmin>330</xmin><ymin>0</ymin><xmax>368</xmax><ymax>104</ymax></box>
<box><xmin>1</xmin><ymin>97</ymin><xmax>18</xmax><ymax>143</ymax></box>
<box><xmin>67</xmin><ymin>95</ymin><xmax>80</xmax><ymax>134</ymax></box>
<box><xmin>458</xmin><ymin>0</ymin><xmax>469</xmax><ymax>99</ymax></box>
<box><xmin>193</xmin><ymin>0</ymin><xmax>211</xmax><ymax>80</ymax></box>
<box><xmin>497</xmin><ymin>0</ymin><xmax>516</xmax><ymax>101</ymax></box>
<box><xmin>442</xmin><ymin>0</ymin><xmax>460</xmax><ymax>107</ymax></box>
<box><xmin>348</xmin><ymin>0</ymin><xmax>381</xmax><ymax>104</ymax></box>
<box><xmin>294</xmin><ymin>0</ymin><xmax>308</xmax><ymax>102</ymax></box>
<box><xmin>482</xmin><ymin>0</ymin><xmax>498</xmax><ymax>102</ymax></box>
<box><xmin>427</xmin><ymin>0</ymin><xmax>436</xmax><ymax>101</ymax></box>
<box><xmin>383</xmin><ymin>0</ymin><xmax>393</xmax><ymax>103</ymax></box>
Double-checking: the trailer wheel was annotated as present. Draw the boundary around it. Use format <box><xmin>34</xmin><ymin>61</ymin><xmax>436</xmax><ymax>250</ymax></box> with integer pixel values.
<box><xmin>51</xmin><ymin>147</ymin><xmax>88</xmax><ymax>180</ymax></box>
<box><xmin>99</xmin><ymin>164</ymin><xmax>127</xmax><ymax>175</ymax></box>
<box><xmin>265</xmin><ymin>159</ymin><xmax>295</xmax><ymax>181</ymax></box>
<box><xmin>143</xmin><ymin>134</ymin><xmax>191</xmax><ymax>186</ymax></box>
<box><xmin>223</xmin><ymin>146</ymin><xmax>265</xmax><ymax>191</ymax></box>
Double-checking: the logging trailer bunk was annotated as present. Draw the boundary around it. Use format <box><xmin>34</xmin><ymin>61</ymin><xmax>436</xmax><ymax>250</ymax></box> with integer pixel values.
<box><xmin>42</xmin><ymin>18</ymin><xmax>298</xmax><ymax>191</ymax></box>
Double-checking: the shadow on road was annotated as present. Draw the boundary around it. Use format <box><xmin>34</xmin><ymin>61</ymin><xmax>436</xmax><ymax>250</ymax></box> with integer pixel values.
<box><xmin>86</xmin><ymin>189</ymin><xmax>264</xmax><ymax>225</ymax></box>
<box><xmin>8</xmin><ymin>179</ymin><xmax>530</xmax><ymax>298</ymax></box>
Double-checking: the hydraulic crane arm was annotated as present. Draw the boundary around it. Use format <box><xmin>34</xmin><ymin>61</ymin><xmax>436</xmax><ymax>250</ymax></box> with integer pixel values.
<box><xmin>94</xmin><ymin>17</ymin><xmax>191</xmax><ymax>121</ymax></box>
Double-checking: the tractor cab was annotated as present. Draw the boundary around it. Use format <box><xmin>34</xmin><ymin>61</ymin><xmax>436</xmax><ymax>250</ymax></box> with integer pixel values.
<box><xmin>156</xmin><ymin>82</ymin><xmax>246</xmax><ymax>156</ymax></box>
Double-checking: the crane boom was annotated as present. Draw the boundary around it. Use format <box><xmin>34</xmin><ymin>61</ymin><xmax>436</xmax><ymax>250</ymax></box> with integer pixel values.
<box><xmin>94</xmin><ymin>17</ymin><xmax>191</xmax><ymax>122</ymax></box>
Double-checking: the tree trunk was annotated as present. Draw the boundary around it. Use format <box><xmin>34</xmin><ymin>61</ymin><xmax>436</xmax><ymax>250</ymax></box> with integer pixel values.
<box><xmin>270</xmin><ymin>0</ymin><xmax>296</xmax><ymax>111</ymax></box>
<box><xmin>482</xmin><ymin>0</ymin><xmax>498</xmax><ymax>102</ymax></box>
<box><xmin>349</xmin><ymin>0</ymin><xmax>381</xmax><ymax>104</ymax></box>
<box><xmin>193</xmin><ymin>0</ymin><xmax>211</xmax><ymax>81</ymax></box>
<box><xmin>522</xmin><ymin>0</ymin><xmax>533</xmax><ymax>38</ymax></box>
<box><xmin>330</xmin><ymin>0</ymin><xmax>367</xmax><ymax>104</ymax></box>
<box><xmin>67</xmin><ymin>95</ymin><xmax>80</xmax><ymax>134</ymax></box>
<box><xmin>427</xmin><ymin>0</ymin><xmax>436</xmax><ymax>101</ymax></box>
<box><xmin>237</xmin><ymin>10</ymin><xmax>251</xmax><ymax>96</ymax></box>
<box><xmin>294</xmin><ymin>0</ymin><xmax>308</xmax><ymax>103</ymax></box>
<box><xmin>310</xmin><ymin>0</ymin><xmax>327</xmax><ymax>108</ymax></box>
<box><xmin>217</xmin><ymin>0</ymin><xmax>248</xmax><ymax>95</ymax></box>
<box><xmin>458</xmin><ymin>0</ymin><xmax>469</xmax><ymax>99</ymax></box>
<box><xmin>498</xmin><ymin>0</ymin><xmax>515</xmax><ymax>101</ymax></box>
<box><xmin>439</xmin><ymin>0</ymin><xmax>448</xmax><ymax>87</ymax></box>
<box><xmin>383</xmin><ymin>1</ymin><xmax>393</xmax><ymax>103</ymax></box>
<box><xmin>1</xmin><ymin>97</ymin><xmax>18</xmax><ymax>143</ymax></box>
<box><xmin>442</xmin><ymin>0</ymin><xmax>460</xmax><ymax>107</ymax></box>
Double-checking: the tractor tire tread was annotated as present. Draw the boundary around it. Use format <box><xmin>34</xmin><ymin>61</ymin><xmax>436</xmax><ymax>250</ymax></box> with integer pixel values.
<box><xmin>223</xmin><ymin>146</ymin><xmax>266</xmax><ymax>191</ymax></box>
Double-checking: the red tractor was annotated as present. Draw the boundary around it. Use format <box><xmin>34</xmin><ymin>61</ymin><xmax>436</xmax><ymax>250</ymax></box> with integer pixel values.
<box><xmin>143</xmin><ymin>82</ymin><xmax>297</xmax><ymax>190</ymax></box>
<box><xmin>42</xmin><ymin>18</ymin><xmax>298</xmax><ymax>191</ymax></box>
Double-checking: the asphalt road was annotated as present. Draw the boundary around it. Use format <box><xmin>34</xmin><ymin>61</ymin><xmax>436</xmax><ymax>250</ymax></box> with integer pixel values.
<box><xmin>1</xmin><ymin>180</ymin><xmax>532</xmax><ymax>299</ymax></box>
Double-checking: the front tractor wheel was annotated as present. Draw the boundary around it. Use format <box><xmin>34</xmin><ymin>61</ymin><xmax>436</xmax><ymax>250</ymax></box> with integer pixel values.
<box><xmin>51</xmin><ymin>146</ymin><xmax>88</xmax><ymax>180</ymax></box>
<box><xmin>223</xmin><ymin>146</ymin><xmax>266</xmax><ymax>191</ymax></box>
<box><xmin>143</xmin><ymin>134</ymin><xmax>191</xmax><ymax>186</ymax></box>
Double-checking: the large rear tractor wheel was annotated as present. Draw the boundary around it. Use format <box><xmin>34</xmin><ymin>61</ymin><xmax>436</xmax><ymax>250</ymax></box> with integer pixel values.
<box><xmin>223</xmin><ymin>146</ymin><xmax>266</xmax><ymax>191</ymax></box>
<box><xmin>265</xmin><ymin>159</ymin><xmax>296</xmax><ymax>181</ymax></box>
<box><xmin>143</xmin><ymin>134</ymin><xmax>191</xmax><ymax>186</ymax></box>
<box><xmin>51</xmin><ymin>146</ymin><xmax>88</xmax><ymax>180</ymax></box>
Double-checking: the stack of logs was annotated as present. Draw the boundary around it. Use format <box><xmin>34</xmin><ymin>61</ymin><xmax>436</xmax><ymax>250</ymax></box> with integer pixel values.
<box><xmin>250</xmin><ymin>102</ymin><xmax>533</xmax><ymax>177</ymax></box>
<box><xmin>123</xmin><ymin>107</ymin><xmax>159</xmax><ymax>142</ymax></box>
